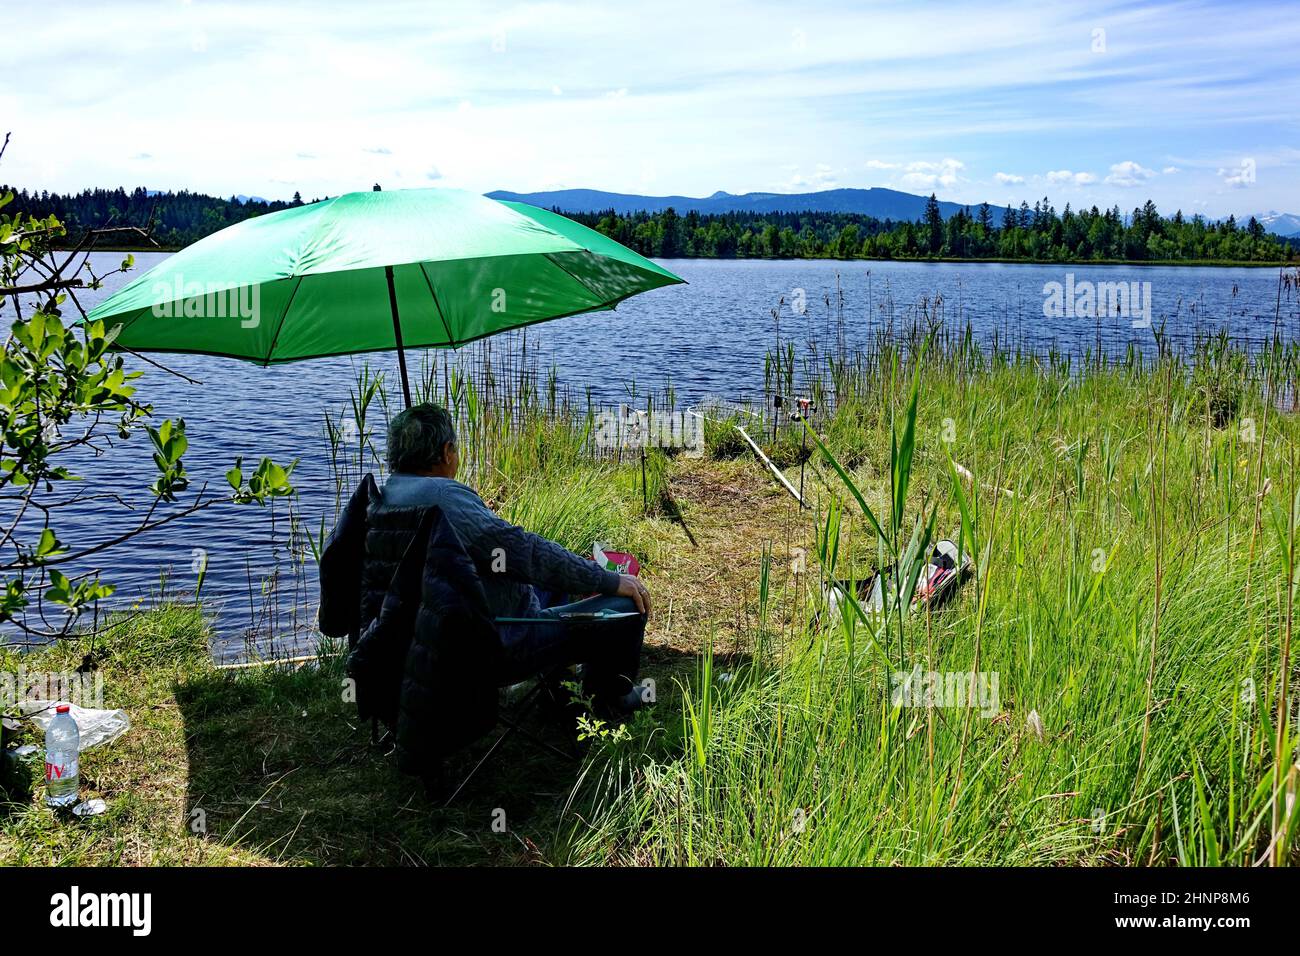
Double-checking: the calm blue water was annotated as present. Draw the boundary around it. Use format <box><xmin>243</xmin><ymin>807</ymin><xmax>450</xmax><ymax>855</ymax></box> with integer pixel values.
<box><xmin>7</xmin><ymin>255</ymin><xmax>1295</xmax><ymax>659</ymax></box>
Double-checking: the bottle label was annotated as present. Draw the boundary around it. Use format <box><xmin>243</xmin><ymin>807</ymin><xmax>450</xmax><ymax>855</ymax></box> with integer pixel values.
<box><xmin>45</xmin><ymin>754</ymin><xmax>78</xmax><ymax>781</ymax></box>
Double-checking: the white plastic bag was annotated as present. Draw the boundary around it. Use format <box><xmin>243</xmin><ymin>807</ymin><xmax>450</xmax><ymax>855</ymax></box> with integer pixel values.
<box><xmin>17</xmin><ymin>700</ymin><xmax>131</xmax><ymax>751</ymax></box>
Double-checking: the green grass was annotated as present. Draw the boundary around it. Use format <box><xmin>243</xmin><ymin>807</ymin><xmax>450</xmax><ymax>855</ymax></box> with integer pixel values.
<box><xmin>8</xmin><ymin>326</ymin><xmax>1300</xmax><ymax>866</ymax></box>
<box><xmin>704</xmin><ymin>412</ymin><xmax>752</xmax><ymax>460</ymax></box>
<box><xmin>567</xmin><ymin>336</ymin><xmax>1300</xmax><ymax>866</ymax></box>
<box><xmin>0</xmin><ymin>604</ymin><xmax>599</xmax><ymax>865</ymax></box>
<box><xmin>502</xmin><ymin>467</ymin><xmax>634</xmax><ymax>555</ymax></box>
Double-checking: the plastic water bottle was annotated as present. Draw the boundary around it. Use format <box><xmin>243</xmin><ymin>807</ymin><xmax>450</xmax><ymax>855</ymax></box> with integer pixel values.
<box><xmin>44</xmin><ymin>705</ymin><xmax>80</xmax><ymax>808</ymax></box>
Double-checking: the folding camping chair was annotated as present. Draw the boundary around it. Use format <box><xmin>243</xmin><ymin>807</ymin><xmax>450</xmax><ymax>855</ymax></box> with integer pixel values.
<box><xmin>366</xmin><ymin>658</ymin><xmax>581</xmax><ymax>805</ymax></box>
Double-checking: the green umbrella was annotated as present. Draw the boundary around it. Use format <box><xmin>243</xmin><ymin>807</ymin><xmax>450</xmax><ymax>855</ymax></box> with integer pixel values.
<box><xmin>87</xmin><ymin>187</ymin><xmax>684</xmax><ymax>405</ymax></box>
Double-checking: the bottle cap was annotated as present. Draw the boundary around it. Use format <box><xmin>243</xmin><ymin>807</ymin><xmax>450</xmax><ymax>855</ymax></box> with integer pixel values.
<box><xmin>56</xmin><ymin>704</ymin><xmax>70</xmax><ymax>714</ymax></box>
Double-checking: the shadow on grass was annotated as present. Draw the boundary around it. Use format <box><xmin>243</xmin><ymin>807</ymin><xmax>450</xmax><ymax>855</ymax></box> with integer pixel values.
<box><xmin>174</xmin><ymin>643</ymin><xmax>734</xmax><ymax>866</ymax></box>
<box><xmin>657</xmin><ymin>484</ymin><xmax>699</xmax><ymax>548</ymax></box>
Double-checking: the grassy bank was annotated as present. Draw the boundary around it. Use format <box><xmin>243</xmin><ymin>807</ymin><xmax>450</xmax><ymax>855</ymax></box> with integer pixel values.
<box><xmin>1</xmin><ymin>603</ymin><xmax>594</xmax><ymax>865</ymax></box>
<box><xmin>5</xmin><ymin>326</ymin><xmax>1300</xmax><ymax>866</ymax></box>
<box><xmin>570</xmin><ymin>333</ymin><xmax>1300</xmax><ymax>865</ymax></box>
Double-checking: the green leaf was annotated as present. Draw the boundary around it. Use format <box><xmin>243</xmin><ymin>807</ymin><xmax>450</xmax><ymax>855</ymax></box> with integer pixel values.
<box><xmin>34</xmin><ymin>527</ymin><xmax>65</xmax><ymax>560</ymax></box>
<box><xmin>1192</xmin><ymin>762</ymin><xmax>1220</xmax><ymax>867</ymax></box>
<box><xmin>44</xmin><ymin>568</ymin><xmax>71</xmax><ymax>603</ymax></box>
<box><xmin>946</xmin><ymin>452</ymin><xmax>976</xmax><ymax>564</ymax></box>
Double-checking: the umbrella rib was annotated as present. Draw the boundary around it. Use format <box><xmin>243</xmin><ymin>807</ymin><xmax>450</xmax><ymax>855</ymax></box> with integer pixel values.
<box><xmin>542</xmin><ymin>252</ymin><xmax>609</xmax><ymax>307</ymax></box>
<box><xmin>417</xmin><ymin>262</ymin><xmax>458</xmax><ymax>347</ymax></box>
<box><xmin>262</xmin><ymin>276</ymin><xmax>305</xmax><ymax>366</ymax></box>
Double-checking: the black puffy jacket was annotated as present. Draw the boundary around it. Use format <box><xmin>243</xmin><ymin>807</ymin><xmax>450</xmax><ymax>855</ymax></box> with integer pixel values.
<box><xmin>316</xmin><ymin>474</ymin><xmax>376</xmax><ymax>647</ymax></box>
<box><xmin>319</xmin><ymin>477</ymin><xmax>504</xmax><ymax>776</ymax></box>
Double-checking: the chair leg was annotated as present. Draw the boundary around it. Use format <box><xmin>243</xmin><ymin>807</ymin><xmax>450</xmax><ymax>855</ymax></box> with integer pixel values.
<box><xmin>443</xmin><ymin>722</ymin><xmax>519</xmax><ymax>806</ymax></box>
<box><xmin>505</xmin><ymin>718</ymin><xmax>579</xmax><ymax>761</ymax></box>
<box><xmin>438</xmin><ymin>673</ymin><xmax>581</xmax><ymax>805</ymax></box>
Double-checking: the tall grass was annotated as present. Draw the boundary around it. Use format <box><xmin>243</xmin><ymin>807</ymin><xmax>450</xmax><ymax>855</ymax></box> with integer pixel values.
<box><xmin>571</xmin><ymin>315</ymin><xmax>1300</xmax><ymax>865</ymax></box>
<box><xmin>502</xmin><ymin>469</ymin><xmax>634</xmax><ymax>555</ymax></box>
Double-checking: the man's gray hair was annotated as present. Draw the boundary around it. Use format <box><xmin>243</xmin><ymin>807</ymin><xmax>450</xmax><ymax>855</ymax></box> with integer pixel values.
<box><xmin>387</xmin><ymin>402</ymin><xmax>457</xmax><ymax>474</ymax></box>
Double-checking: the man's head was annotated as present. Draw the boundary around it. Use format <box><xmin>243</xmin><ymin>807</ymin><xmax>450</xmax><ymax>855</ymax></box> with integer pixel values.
<box><xmin>387</xmin><ymin>402</ymin><xmax>459</xmax><ymax>478</ymax></box>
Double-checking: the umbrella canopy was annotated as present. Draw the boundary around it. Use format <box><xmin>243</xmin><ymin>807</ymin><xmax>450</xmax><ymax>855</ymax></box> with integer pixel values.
<box><xmin>87</xmin><ymin>188</ymin><xmax>683</xmax><ymax>403</ymax></box>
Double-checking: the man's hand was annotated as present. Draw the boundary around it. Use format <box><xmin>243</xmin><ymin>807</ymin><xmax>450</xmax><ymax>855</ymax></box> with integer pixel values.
<box><xmin>617</xmin><ymin>573</ymin><xmax>651</xmax><ymax>615</ymax></box>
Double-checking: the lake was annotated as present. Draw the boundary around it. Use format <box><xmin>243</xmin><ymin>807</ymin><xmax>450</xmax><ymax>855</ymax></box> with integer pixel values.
<box><xmin>7</xmin><ymin>255</ymin><xmax>1296</xmax><ymax>659</ymax></box>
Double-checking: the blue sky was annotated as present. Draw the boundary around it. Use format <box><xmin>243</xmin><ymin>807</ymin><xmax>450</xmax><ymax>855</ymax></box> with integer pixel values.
<box><xmin>4</xmin><ymin>0</ymin><xmax>1298</xmax><ymax>217</ymax></box>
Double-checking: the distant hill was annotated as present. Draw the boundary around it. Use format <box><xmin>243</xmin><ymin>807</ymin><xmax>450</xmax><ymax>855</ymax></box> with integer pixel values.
<box><xmin>486</xmin><ymin>186</ymin><xmax>974</xmax><ymax>221</ymax></box>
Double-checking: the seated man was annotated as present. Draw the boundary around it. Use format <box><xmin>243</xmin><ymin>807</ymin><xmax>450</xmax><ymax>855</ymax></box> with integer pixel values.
<box><xmin>379</xmin><ymin>402</ymin><xmax>651</xmax><ymax>715</ymax></box>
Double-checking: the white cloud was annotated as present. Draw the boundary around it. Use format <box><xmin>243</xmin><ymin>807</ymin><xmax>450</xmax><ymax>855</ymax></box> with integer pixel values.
<box><xmin>1046</xmin><ymin>169</ymin><xmax>1096</xmax><ymax>186</ymax></box>
<box><xmin>788</xmin><ymin>163</ymin><xmax>838</xmax><ymax>190</ymax></box>
<box><xmin>3</xmin><ymin>1</ymin><xmax>1298</xmax><ymax>215</ymax></box>
<box><xmin>1104</xmin><ymin>161</ymin><xmax>1156</xmax><ymax>187</ymax></box>
<box><xmin>1162</xmin><ymin>166</ymin><xmax>1180</xmax><ymax>174</ymax></box>
<box><xmin>994</xmin><ymin>171</ymin><xmax>1024</xmax><ymax>184</ymax></box>
<box><xmin>899</xmin><ymin>158</ymin><xmax>965</xmax><ymax>190</ymax></box>
<box><xmin>1218</xmin><ymin>158</ymin><xmax>1257</xmax><ymax>187</ymax></box>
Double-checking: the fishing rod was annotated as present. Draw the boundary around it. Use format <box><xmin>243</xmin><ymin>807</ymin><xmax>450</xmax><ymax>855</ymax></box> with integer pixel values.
<box><xmin>686</xmin><ymin>396</ymin><xmax>815</xmax><ymax>509</ymax></box>
<box><xmin>769</xmin><ymin>392</ymin><xmax>818</xmax><ymax>506</ymax></box>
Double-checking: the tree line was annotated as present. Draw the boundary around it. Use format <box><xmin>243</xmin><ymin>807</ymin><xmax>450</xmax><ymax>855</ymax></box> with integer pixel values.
<box><xmin>3</xmin><ymin>184</ymin><xmax>1291</xmax><ymax>263</ymax></box>
<box><xmin>0</xmin><ymin>186</ymin><xmax>308</xmax><ymax>249</ymax></box>
<box><xmin>570</xmin><ymin>195</ymin><xmax>1292</xmax><ymax>263</ymax></box>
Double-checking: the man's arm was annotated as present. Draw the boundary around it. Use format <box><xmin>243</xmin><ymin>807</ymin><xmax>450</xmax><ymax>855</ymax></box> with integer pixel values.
<box><xmin>446</xmin><ymin>482</ymin><xmax>620</xmax><ymax>597</ymax></box>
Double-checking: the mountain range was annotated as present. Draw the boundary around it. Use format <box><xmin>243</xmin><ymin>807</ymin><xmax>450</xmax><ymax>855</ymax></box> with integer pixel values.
<box><xmin>1256</xmin><ymin>211</ymin><xmax>1300</xmax><ymax>238</ymax></box>
<box><xmin>486</xmin><ymin>187</ymin><xmax>969</xmax><ymax>221</ymax></box>
<box><xmin>487</xmin><ymin>186</ymin><xmax>1300</xmax><ymax>237</ymax></box>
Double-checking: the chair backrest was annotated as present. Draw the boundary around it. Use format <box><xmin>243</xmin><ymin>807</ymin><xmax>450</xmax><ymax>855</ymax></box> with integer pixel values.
<box><xmin>394</xmin><ymin>508</ymin><xmax>501</xmax><ymax>772</ymax></box>
<box><xmin>360</xmin><ymin>488</ymin><xmax>431</xmax><ymax>636</ymax></box>
<box><xmin>346</xmin><ymin>497</ymin><xmax>502</xmax><ymax>774</ymax></box>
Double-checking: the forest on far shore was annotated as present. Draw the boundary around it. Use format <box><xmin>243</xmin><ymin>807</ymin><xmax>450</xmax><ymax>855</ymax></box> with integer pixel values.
<box><xmin>4</xmin><ymin>184</ymin><xmax>1293</xmax><ymax>264</ymax></box>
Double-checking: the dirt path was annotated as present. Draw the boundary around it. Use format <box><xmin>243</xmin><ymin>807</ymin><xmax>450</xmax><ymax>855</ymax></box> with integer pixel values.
<box><xmin>641</xmin><ymin>457</ymin><xmax>809</xmax><ymax>664</ymax></box>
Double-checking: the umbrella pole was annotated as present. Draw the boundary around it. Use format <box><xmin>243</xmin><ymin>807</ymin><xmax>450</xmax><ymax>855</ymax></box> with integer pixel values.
<box><xmin>385</xmin><ymin>265</ymin><xmax>413</xmax><ymax>409</ymax></box>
